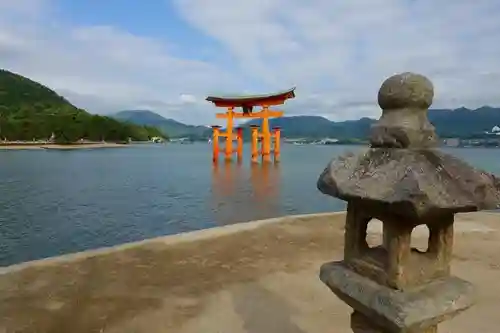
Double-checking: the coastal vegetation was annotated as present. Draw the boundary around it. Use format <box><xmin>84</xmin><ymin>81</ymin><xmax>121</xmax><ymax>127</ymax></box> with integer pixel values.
<box><xmin>0</xmin><ymin>69</ymin><xmax>166</xmax><ymax>143</ymax></box>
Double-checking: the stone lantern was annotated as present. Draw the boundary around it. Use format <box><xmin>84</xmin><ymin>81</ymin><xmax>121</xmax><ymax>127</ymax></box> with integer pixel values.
<box><xmin>317</xmin><ymin>72</ymin><xmax>500</xmax><ymax>333</ymax></box>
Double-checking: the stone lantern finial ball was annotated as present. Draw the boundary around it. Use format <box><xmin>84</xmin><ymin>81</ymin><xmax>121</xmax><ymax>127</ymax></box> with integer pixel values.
<box><xmin>377</xmin><ymin>72</ymin><xmax>434</xmax><ymax>110</ymax></box>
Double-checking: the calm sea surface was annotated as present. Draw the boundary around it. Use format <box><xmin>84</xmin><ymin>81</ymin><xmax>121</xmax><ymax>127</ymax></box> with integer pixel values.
<box><xmin>0</xmin><ymin>144</ymin><xmax>499</xmax><ymax>266</ymax></box>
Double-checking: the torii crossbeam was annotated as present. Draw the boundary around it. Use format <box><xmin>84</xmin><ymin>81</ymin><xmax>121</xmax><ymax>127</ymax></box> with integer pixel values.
<box><xmin>206</xmin><ymin>88</ymin><xmax>296</xmax><ymax>164</ymax></box>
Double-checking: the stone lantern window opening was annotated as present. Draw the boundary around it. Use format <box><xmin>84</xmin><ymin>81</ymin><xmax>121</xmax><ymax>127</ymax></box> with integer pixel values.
<box><xmin>411</xmin><ymin>225</ymin><xmax>429</xmax><ymax>253</ymax></box>
<box><xmin>361</xmin><ymin>218</ymin><xmax>430</xmax><ymax>253</ymax></box>
<box><xmin>365</xmin><ymin>219</ymin><xmax>384</xmax><ymax>249</ymax></box>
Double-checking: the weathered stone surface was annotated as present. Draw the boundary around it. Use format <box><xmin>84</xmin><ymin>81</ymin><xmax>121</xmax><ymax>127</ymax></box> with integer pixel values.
<box><xmin>318</xmin><ymin>72</ymin><xmax>500</xmax><ymax>219</ymax></box>
<box><xmin>351</xmin><ymin>311</ymin><xmax>438</xmax><ymax>333</ymax></box>
<box><xmin>342</xmin><ymin>202</ymin><xmax>455</xmax><ymax>290</ymax></box>
<box><xmin>317</xmin><ymin>72</ymin><xmax>500</xmax><ymax>333</ymax></box>
<box><xmin>320</xmin><ymin>262</ymin><xmax>475</xmax><ymax>333</ymax></box>
<box><xmin>318</xmin><ymin>72</ymin><xmax>500</xmax><ymax>220</ymax></box>
<box><xmin>377</xmin><ymin>73</ymin><xmax>434</xmax><ymax>110</ymax></box>
<box><xmin>317</xmin><ymin>148</ymin><xmax>500</xmax><ymax>220</ymax></box>
<box><xmin>372</xmin><ymin>73</ymin><xmax>437</xmax><ymax>149</ymax></box>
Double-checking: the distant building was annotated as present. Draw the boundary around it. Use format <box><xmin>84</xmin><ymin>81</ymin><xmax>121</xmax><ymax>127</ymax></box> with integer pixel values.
<box><xmin>319</xmin><ymin>138</ymin><xmax>339</xmax><ymax>144</ymax></box>
<box><xmin>444</xmin><ymin>138</ymin><xmax>460</xmax><ymax>147</ymax></box>
<box><xmin>151</xmin><ymin>136</ymin><xmax>163</xmax><ymax>143</ymax></box>
<box><xmin>484</xmin><ymin>125</ymin><xmax>500</xmax><ymax>136</ymax></box>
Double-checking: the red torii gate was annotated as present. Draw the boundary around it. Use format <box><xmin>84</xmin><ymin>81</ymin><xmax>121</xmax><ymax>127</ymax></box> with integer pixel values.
<box><xmin>206</xmin><ymin>88</ymin><xmax>296</xmax><ymax>164</ymax></box>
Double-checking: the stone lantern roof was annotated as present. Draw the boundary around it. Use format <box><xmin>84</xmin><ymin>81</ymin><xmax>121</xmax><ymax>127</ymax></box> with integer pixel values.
<box><xmin>317</xmin><ymin>72</ymin><xmax>500</xmax><ymax>220</ymax></box>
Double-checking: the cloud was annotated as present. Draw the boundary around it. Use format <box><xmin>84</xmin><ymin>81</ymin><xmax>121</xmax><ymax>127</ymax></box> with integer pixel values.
<box><xmin>0</xmin><ymin>0</ymin><xmax>241</xmax><ymax>124</ymax></box>
<box><xmin>179</xmin><ymin>94</ymin><xmax>197</xmax><ymax>104</ymax></box>
<box><xmin>1</xmin><ymin>0</ymin><xmax>500</xmax><ymax>124</ymax></box>
<box><xmin>175</xmin><ymin>0</ymin><xmax>500</xmax><ymax>120</ymax></box>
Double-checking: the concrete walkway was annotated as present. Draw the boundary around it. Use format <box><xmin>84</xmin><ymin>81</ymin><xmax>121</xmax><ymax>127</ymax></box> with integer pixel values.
<box><xmin>1</xmin><ymin>212</ymin><xmax>499</xmax><ymax>333</ymax></box>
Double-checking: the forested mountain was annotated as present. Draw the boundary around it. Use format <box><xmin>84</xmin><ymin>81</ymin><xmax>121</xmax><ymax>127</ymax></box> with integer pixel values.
<box><xmin>0</xmin><ymin>69</ymin><xmax>164</xmax><ymax>143</ymax></box>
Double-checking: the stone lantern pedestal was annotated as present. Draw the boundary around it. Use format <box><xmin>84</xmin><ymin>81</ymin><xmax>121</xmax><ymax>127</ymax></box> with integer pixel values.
<box><xmin>317</xmin><ymin>73</ymin><xmax>500</xmax><ymax>333</ymax></box>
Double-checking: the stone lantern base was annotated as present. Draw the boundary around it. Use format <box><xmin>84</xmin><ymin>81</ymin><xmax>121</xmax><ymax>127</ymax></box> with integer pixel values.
<box><xmin>320</xmin><ymin>262</ymin><xmax>475</xmax><ymax>333</ymax></box>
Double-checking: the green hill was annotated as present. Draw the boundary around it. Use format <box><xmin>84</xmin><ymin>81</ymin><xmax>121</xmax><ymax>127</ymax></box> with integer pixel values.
<box><xmin>0</xmin><ymin>69</ymin><xmax>165</xmax><ymax>143</ymax></box>
<box><xmin>112</xmin><ymin>110</ymin><xmax>210</xmax><ymax>138</ymax></box>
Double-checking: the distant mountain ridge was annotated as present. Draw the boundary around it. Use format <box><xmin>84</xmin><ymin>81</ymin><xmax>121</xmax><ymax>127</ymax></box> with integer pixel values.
<box><xmin>112</xmin><ymin>110</ymin><xmax>209</xmax><ymax>138</ymax></box>
<box><xmin>113</xmin><ymin>107</ymin><xmax>500</xmax><ymax>140</ymax></box>
<box><xmin>245</xmin><ymin>107</ymin><xmax>500</xmax><ymax>139</ymax></box>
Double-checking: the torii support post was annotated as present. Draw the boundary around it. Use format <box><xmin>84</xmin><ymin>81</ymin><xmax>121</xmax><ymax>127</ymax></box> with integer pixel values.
<box><xmin>260</xmin><ymin>106</ymin><xmax>272</xmax><ymax>163</ymax></box>
<box><xmin>273</xmin><ymin>126</ymin><xmax>281</xmax><ymax>163</ymax></box>
<box><xmin>206</xmin><ymin>88</ymin><xmax>296</xmax><ymax>164</ymax></box>
<box><xmin>211</xmin><ymin>125</ymin><xmax>221</xmax><ymax>164</ymax></box>
<box><xmin>250</xmin><ymin>125</ymin><xmax>259</xmax><ymax>164</ymax></box>
<box><xmin>236</xmin><ymin>127</ymin><xmax>243</xmax><ymax>163</ymax></box>
<box><xmin>223</xmin><ymin>107</ymin><xmax>235</xmax><ymax>161</ymax></box>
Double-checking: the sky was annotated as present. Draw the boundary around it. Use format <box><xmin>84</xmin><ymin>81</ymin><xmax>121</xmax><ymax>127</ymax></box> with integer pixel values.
<box><xmin>1</xmin><ymin>0</ymin><xmax>500</xmax><ymax>125</ymax></box>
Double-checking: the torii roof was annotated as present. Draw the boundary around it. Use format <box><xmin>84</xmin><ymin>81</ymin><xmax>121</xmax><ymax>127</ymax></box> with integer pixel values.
<box><xmin>206</xmin><ymin>87</ymin><xmax>296</xmax><ymax>107</ymax></box>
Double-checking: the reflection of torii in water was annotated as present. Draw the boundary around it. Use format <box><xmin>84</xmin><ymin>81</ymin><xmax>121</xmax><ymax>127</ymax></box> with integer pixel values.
<box><xmin>250</xmin><ymin>162</ymin><xmax>280</xmax><ymax>202</ymax></box>
<box><xmin>210</xmin><ymin>163</ymin><xmax>281</xmax><ymax>226</ymax></box>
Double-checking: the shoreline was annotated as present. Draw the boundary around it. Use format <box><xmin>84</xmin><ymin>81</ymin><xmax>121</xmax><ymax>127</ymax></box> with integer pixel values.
<box><xmin>1</xmin><ymin>211</ymin><xmax>499</xmax><ymax>332</ymax></box>
<box><xmin>1</xmin><ymin>211</ymin><xmax>497</xmax><ymax>273</ymax></box>
<box><xmin>0</xmin><ymin>142</ymin><xmax>130</xmax><ymax>150</ymax></box>
<box><xmin>0</xmin><ymin>212</ymin><xmax>341</xmax><ymax>273</ymax></box>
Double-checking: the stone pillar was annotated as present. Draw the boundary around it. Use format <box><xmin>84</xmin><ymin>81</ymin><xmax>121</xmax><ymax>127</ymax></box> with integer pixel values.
<box><xmin>317</xmin><ymin>72</ymin><xmax>500</xmax><ymax>333</ymax></box>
